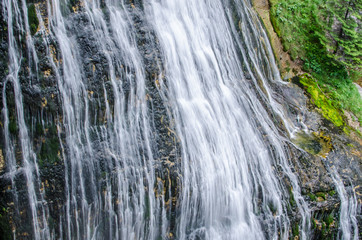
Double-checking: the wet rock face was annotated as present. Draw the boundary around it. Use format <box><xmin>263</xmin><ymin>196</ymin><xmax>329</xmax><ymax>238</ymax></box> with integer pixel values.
<box><xmin>0</xmin><ymin>4</ymin><xmax>7</xmax><ymax>152</ymax></box>
<box><xmin>0</xmin><ymin>6</ymin><xmax>7</xmax><ymax>87</ymax></box>
<box><xmin>278</xmin><ymin>80</ymin><xmax>362</xmax><ymax>238</ymax></box>
<box><xmin>0</xmin><ymin>1</ymin><xmax>182</xmax><ymax>238</ymax></box>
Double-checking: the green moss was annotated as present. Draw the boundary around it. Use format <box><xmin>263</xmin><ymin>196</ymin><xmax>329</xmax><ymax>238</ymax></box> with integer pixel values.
<box><xmin>289</xmin><ymin>188</ymin><xmax>296</xmax><ymax>208</ymax></box>
<box><xmin>299</xmin><ymin>74</ymin><xmax>344</xmax><ymax>127</ymax></box>
<box><xmin>293</xmin><ymin>131</ymin><xmax>322</xmax><ymax>155</ymax></box>
<box><xmin>325</xmin><ymin>213</ymin><xmax>334</xmax><ymax>228</ymax></box>
<box><xmin>8</xmin><ymin>118</ymin><xmax>17</xmax><ymax>135</ymax></box>
<box><xmin>292</xmin><ymin>131</ymin><xmax>332</xmax><ymax>157</ymax></box>
<box><xmin>39</xmin><ymin>138</ymin><xmax>59</xmax><ymax>165</ymax></box>
<box><xmin>308</xmin><ymin>193</ymin><xmax>317</xmax><ymax>201</ymax></box>
<box><xmin>315</xmin><ymin>192</ymin><xmax>326</xmax><ymax>200</ymax></box>
<box><xmin>312</xmin><ymin>218</ymin><xmax>317</xmax><ymax>229</ymax></box>
<box><xmin>292</xmin><ymin>223</ymin><xmax>299</xmax><ymax>237</ymax></box>
<box><xmin>270</xmin><ymin>12</ymin><xmax>281</xmax><ymax>37</ymax></box>
<box><xmin>0</xmin><ymin>207</ymin><xmax>11</xmax><ymax>240</ymax></box>
<box><xmin>28</xmin><ymin>4</ymin><xmax>38</xmax><ymax>35</ymax></box>
<box><xmin>38</xmin><ymin>125</ymin><xmax>60</xmax><ymax>166</ymax></box>
<box><xmin>268</xmin><ymin>202</ymin><xmax>277</xmax><ymax>215</ymax></box>
<box><xmin>321</xmin><ymin>222</ymin><xmax>327</xmax><ymax>235</ymax></box>
<box><xmin>35</xmin><ymin>122</ymin><xmax>44</xmax><ymax>136</ymax></box>
<box><xmin>101</xmin><ymin>171</ymin><xmax>107</xmax><ymax>178</ymax></box>
<box><xmin>328</xmin><ymin>190</ymin><xmax>336</xmax><ymax>196</ymax></box>
<box><xmin>144</xmin><ymin>195</ymin><xmax>150</xmax><ymax>220</ymax></box>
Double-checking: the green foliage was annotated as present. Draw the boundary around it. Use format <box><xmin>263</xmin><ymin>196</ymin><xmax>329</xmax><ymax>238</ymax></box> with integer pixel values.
<box><xmin>271</xmin><ymin>0</ymin><xmax>361</xmax><ymax>70</ymax></box>
<box><xmin>27</xmin><ymin>4</ymin><xmax>38</xmax><ymax>36</ymax></box>
<box><xmin>270</xmin><ymin>0</ymin><xmax>320</xmax><ymax>60</ymax></box>
<box><xmin>323</xmin><ymin>0</ymin><xmax>362</xmax><ymax>69</ymax></box>
<box><xmin>270</xmin><ymin>0</ymin><xmax>362</xmax><ymax>126</ymax></box>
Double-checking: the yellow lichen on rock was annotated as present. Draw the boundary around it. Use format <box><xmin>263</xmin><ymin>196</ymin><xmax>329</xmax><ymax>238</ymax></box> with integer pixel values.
<box><xmin>41</xmin><ymin>97</ymin><xmax>47</xmax><ymax>108</ymax></box>
<box><xmin>43</xmin><ymin>69</ymin><xmax>51</xmax><ymax>77</ymax></box>
<box><xmin>0</xmin><ymin>149</ymin><xmax>5</xmax><ymax>172</ymax></box>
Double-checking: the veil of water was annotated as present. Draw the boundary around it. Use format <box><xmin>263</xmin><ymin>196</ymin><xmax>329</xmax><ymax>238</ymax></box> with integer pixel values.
<box><xmin>0</xmin><ymin>0</ymin><xmax>359</xmax><ymax>239</ymax></box>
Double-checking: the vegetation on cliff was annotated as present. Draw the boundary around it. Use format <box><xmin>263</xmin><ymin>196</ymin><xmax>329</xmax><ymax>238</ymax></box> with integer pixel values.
<box><xmin>28</xmin><ymin>4</ymin><xmax>38</xmax><ymax>36</ymax></box>
<box><xmin>269</xmin><ymin>0</ymin><xmax>362</xmax><ymax>127</ymax></box>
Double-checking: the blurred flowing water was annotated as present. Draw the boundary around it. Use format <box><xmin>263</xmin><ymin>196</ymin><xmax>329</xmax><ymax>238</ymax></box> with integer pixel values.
<box><xmin>0</xmin><ymin>0</ymin><xmax>359</xmax><ymax>239</ymax></box>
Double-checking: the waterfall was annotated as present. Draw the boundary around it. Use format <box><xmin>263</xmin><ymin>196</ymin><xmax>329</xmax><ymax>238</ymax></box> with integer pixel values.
<box><xmin>146</xmin><ymin>0</ymin><xmax>306</xmax><ymax>238</ymax></box>
<box><xmin>2</xmin><ymin>0</ymin><xmax>50</xmax><ymax>238</ymax></box>
<box><xmin>331</xmin><ymin>169</ymin><xmax>359</xmax><ymax>240</ymax></box>
<box><xmin>0</xmin><ymin>0</ymin><xmax>359</xmax><ymax>239</ymax></box>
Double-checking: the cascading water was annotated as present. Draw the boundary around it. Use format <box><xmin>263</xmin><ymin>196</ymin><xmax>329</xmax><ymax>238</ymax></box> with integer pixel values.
<box><xmin>145</xmin><ymin>1</ymin><xmax>307</xmax><ymax>238</ymax></box>
<box><xmin>331</xmin><ymin>169</ymin><xmax>359</xmax><ymax>240</ymax></box>
<box><xmin>0</xmin><ymin>0</ymin><xmax>360</xmax><ymax>239</ymax></box>
<box><xmin>2</xmin><ymin>0</ymin><xmax>50</xmax><ymax>238</ymax></box>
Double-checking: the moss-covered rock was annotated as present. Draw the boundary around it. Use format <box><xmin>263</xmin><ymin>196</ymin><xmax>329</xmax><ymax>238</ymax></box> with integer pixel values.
<box><xmin>0</xmin><ymin>207</ymin><xmax>11</xmax><ymax>240</ymax></box>
<box><xmin>8</xmin><ymin>118</ymin><xmax>17</xmax><ymax>135</ymax></box>
<box><xmin>292</xmin><ymin>222</ymin><xmax>299</xmax><ymax>238</ymax></box>
<box><xmin>38</xmin><ymin>125</ymin><xmax>61</xmax><ymax>167</ymax></box>
<box><xmin>28</xmin><ymin>4</ymin><xmax>39</xmax><ymax>36</ymax></box>
<box><xmin>298</xmin><ymin>74</ymin><xmax>344</xmax><ymax>127</ymax></box>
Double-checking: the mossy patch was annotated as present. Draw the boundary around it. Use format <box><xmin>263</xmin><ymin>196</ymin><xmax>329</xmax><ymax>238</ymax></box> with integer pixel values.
<box><xmin>38</xmin><ymin>125</ymin><xmax>60</xmax><ymax>167</ymax></box>
<box><xmin>8</xmin><ymin>118</ymin><xmax>17</xmax><ymax>135</ymax></box>
<box><xmin>269</xmin><ymin>11</ymin><xmax>281</xmax><ymax>37</ymax></box>
<box><xmin>35</xmin><ymin>122</ymin><xmax>44</xmax><ymax>136</ymax></box>
<box><xmin>325</xmin><ymin>213</ymin><xmax>334</xmax><ymax>228</ymax></box>
<box><xmin>298</xmin><ymin>74</ymin><xmax>344</xmax><ymax>127</ymax></box>
<box><xmin>308</xmin><ymin>193</ymin><xmax>317</xmax><ymax>201</ymax></box>
<box><xmin>315</xmin><ymin>192</ymin><xmax>326</xmax><ymax>200</ymax></box>
<box><xmin>268</xmin><ymin>201</ymin><xmax>277</xmax><ymax>215</ymax></box>
<box><xmin>289</xmin><ymin>187</ymin><xmax>296</xmax><ymax>208</ymax></box>
<box><xmin>292</xmin><ymin>222</ymin><xmax>299</xmax><ymax>237</ymax></box>
<box><xmin>328</xmin><ymin>190</ymin><xmax>336</xmax><ymax>196</ymax></box>
<box><xmin>144</xmin><ymin>194</ymin><xmax>150</xmax><ymax>220</ymax></box>
<box><xmin>27</xmin><ymin>4</ymin><xmax>38</xmax><ymax>36</ymax></box>
<box><xmin>0</xmin><ymin>207</ymin><xmax>11</xmax><ymax>240</ymax></box>
<box><xmin>292</xmin><ymin>131</ymin><xmax>332</xmax><ymax>157</ymax></box>
<box><xmin>293</xmin><ymin>131</ymin><xmax>322</xmax><ymax>155</ymax></box>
